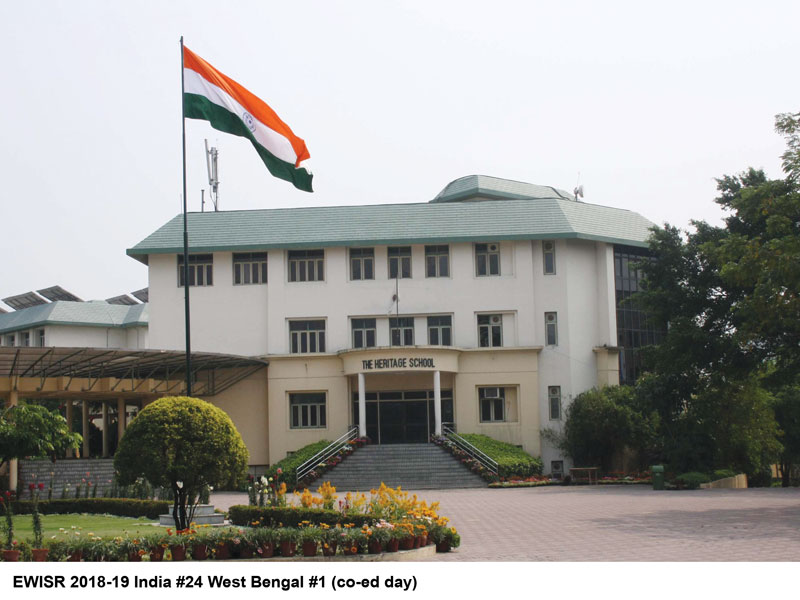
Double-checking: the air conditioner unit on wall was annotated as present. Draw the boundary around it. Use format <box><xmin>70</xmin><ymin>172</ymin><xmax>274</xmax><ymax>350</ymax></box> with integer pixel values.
<box><xmin>483</xmin><ymin>387</ymin><xmax>501</xmax><ymax>398</ymax></box>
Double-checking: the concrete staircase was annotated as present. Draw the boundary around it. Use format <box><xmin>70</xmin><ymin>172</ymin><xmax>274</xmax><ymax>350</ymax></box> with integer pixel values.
<box><xmin>159</xmin><ymin>504</ymin><xmax>224</xmax><ymax>526</ymax></box>
<box><xmin>318</xmin><ymin>443</ymin><xmax>486</xmax><ymax>491</ymax></box>
<box><xmin>18</xmin><ymin>459</ymin><xmax>116</xmax><ymax>499</ymax></box>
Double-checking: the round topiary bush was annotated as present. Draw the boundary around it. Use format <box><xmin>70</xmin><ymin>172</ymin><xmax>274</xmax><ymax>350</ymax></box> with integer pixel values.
<box><xmin>114</xmin><ymin>396</ymin><xmax>248</xmax><ymax>529</ymax></box>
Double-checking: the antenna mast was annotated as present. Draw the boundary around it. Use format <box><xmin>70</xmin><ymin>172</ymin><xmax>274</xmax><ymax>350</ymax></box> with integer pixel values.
<box><xmin>205</xmin><ymin>139</ymin><xmax>220</xmax><ymax>211</ymax></box>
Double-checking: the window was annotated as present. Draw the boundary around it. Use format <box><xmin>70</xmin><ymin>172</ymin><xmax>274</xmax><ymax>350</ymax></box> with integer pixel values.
<box><xmin>427</xmin><ymin>315</ymin><xmax>452</xmax><ymax>346</ymax></box>
<box><xmin>3</xmin><ymin>334</ymin><xmax>15</xmax><ymax>347</ymax></box>
<box><xmin>475</xmin><ymin>243</ymin><xmax>500</xmax><ymax>276</ymax></box>
<box><xmin>20</xmin><ymin>332</ymin><xmax>30</xmax><ymax>347</ymax></box>
<box><xmin>478</xmin><ymin>314</ymin><xmax>502</xmax><ymax>347</ymax></box>
<box><xmin>290</xmin><ymin>392</ymin><xmax>326</xmax><ymax>429</ymax></box>
<box><xmin>233</xmin><ymin>252</ymin><xmax>267</xmax><ymax>285</ymax></box>
<box><xmin>388</xmin><ymin>246</ymin><xmax>411</xmax><ymax>279</ymax></box>
<box><xmin>352</xmin><ymin>318</ymin><xmax>376</xmax><ymax>349</ymax></box>
<box><xmin>551</xmin><ymin>460</ymin><xmax>564</xmax><ymax>480</ymax></box>
<box><xmin>389</xmin><ymin>317</ymin><xmax>414</xmax><ymax>346</ymax></box>
<box><xmin>36</xmin><ymin>329</ymin><xmax>45</xmax><ymax>347</ymax></box>
<box><xmin>288</xmin><ymin>249</ymin><xmax>324</xmax><ymax>282</ymax></box>
<box><xmin>350</xmin><ymin>248</ymin><xmax>374</xmax><ymax>281</ymax></box>
<box><xmin>178</xmin><ymin>254</ymin><xmax>213</xmax><ymax>287</ymax></box>
<box><xmin>425</xmin><ymin>245</ymin><xmax>449</xmax><ymax>278</ymax></box>
<box><xmin>479</xmin><ymin>387</ymin><xmax>505</xmax><ymax>422</ymax></box>
<box><xmin>543</xmin><ymin>240</ymin><xmax>556</xmax><ymax>275</ymax></box>
<box><xmin>545</xmin><ymin>312</ymin><xmax>558</xmax><ymax>345</ymax></box>
<box><xmin>548</xmin><ymin>386</ymin><xmax>561</xmax><ymax>420</ymax></box>
<box><xmin>289</xmin><ymin>320</ymin><xmax>326</xmax><ymax>353</ymax></box>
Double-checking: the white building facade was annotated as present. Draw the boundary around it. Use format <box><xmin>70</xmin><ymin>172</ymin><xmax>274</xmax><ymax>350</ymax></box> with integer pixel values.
<box><xmin>128</xmin><ymin>175</ymin><xmax>656</xmax><ymax>473</ymax></box>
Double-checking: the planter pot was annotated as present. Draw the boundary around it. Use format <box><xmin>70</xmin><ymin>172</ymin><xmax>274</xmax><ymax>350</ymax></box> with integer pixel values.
<box><xmin>413</xmin><ymin>535</ymin><xmax>424</xmax><ymax>549</ymax></box>
<box><xmin>399</xmin><ymin>537</ymin><xmax>415</xmax><ymax>551</ymax></box>
<box><xmin>368</xmin><ymin>539</ymin><xmax>383</xmax><ymax>554</ymax></box>
<box><xmin>435</xmin><ymin>541</ymin><xmax>451</xmax><ymax>553</ymax></box>
<box><xmin>215</xmin><ymin>543</ymin><xmax>230</xmax><ymax>560</ymax></box>
<box><xmin>386</xmin><ymin>539</ymin><xmax>400</xmax><ymax>553</ymax></box>
<box><xmin>301</xmin><ymin>541</ymin><xmax>318</xmax><ymax>557</ymax></box>
<box><xmin>67</xmin><ymin>551</ymin><xmax>82</xmax><ymax>562</ymax></box>
<box><xmin>279</xmin><ymin>541</ymin><xmax>296</xmax><ymax>557</ymax></box>
<box><xmin>321</xmin><ymin>542</ymin><xmax>337</xmax><ymax>557</ymax></box>
<box><xmin>128</xmin><ymin>552</ymin><xmax>142</xmax><ymax>562</ymax></box>
<box><xmin>259</xmin><ymin>542</ymin><xmax>274</xmax><ymax>558</ymax></box>
<box><xmin>191</xmin><ymin>544</ymin><xmax>208</xmax><ymax>561</ymax></box>
<box><xmin>2</xmin><ymin>549</ymin><xmax>21</xmax><ymax>562</ymax></box>
<box><xmin>239</xmin><ymin>546</ymin><xmax>254</xmax><ymax>559</ymax></box>
<box><xmin>32</xmin><ymin>548</ymin><xmax>49</xmax><ymax>562</ymax></box>
<box><xmin>150</xmin><ymin>547</ymin><xmax>165</xmax><ymax>562</ymax></box>
<box><xmin>342</xmin><ymin>544</ymin><xmax>360</xmax><ymax>556</ymax></box>
<box><xmin>170</xmin><ymin>545</ymin><xmax>186</xmax><ymax>561</ymax></box>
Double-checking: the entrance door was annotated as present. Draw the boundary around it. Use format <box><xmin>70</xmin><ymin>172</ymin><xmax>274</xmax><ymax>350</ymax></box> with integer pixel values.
<box><xmin>379</xmin><ymin>400</ymin><xmax>428</xmax><ymax>444</ymax></box>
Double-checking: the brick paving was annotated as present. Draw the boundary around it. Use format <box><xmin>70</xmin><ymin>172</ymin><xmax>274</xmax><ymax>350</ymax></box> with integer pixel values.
<box><xmin>212</xmin><ymin>486</ymin><xmax>800</xmax><ymax>561</ymax></box>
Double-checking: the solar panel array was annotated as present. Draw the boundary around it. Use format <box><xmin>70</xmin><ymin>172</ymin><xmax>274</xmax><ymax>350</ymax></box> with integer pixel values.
<box><xmin>131</xmin><ymin>288</ymin><xmax>149</xmax><ymax>303</ymax></box>
<box><xmin>106</xmin><ymin>294</ymin><xmax>139</xmax><ymax>306</ymax></box>
<box><xmin>2</xmin><ymin>291</ymin><xmax>48</xmax><ymax>310</ymax></box>
<box><xmin>37</xmin><ymin>286</ymin><xmax>83</xmax><ymax>303</ymax></box>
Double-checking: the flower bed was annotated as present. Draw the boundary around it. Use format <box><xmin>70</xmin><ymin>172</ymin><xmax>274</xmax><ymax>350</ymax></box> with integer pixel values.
<box><xmin>432</xmin><ymin>433</ymin><xmax>543</xmax><ymax>482</ymax></box>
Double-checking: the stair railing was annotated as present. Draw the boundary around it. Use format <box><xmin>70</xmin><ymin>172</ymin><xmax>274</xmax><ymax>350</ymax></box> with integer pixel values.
<box><xmin>296</xmin><ymin>426</ymin><xmax>359</xmax><ymax>484</ymax></box>
<box><xmin>441</xmin><ymin>425</ymin><xmax>499</xmax><ymax>477</ymax></box>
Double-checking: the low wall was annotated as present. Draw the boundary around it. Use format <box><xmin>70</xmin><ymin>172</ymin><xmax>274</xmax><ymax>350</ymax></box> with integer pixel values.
<box><xmin>700</xmin><ymin>474</ymin><xmax>748</xmax><ymax>489</ymax></box>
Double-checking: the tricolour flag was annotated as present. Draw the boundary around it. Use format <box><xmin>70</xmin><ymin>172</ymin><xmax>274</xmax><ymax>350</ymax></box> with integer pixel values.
<box><xmin>183</xmin><ymin>46</ymin><xmax>313</xmax><ymax>192</ymax></box>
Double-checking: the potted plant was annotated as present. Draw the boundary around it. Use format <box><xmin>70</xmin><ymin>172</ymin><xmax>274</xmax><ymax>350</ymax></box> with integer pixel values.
<box><xmin>253</xmin><ymin>527</ymin><xmax>276</xmax><ymax>558</ymax></box>
<box><xmin>299</xmin><ymin>526</ymin><xmax>320</xmax><ymax>557</ymax></box>
<box><xmin>187</xmin><ymin>528</ymin><xmax>210</xmax><ymax>560</ymax></box>
<box><xmin>277</xmin><ymin>527</ymin><xmax>299</xmax><ymax>557</ymax></box>
<box><xmin>210</xmin><ymin>529</ymin><xmax>233</xmax><ymax>560</ymax></box>
<box><xmin>396</xmin><ymin>523</ymin><xmax>415</xmax><ymax>551</ymax></box>
<box><xmin>30</xmin><ymin>483</ymin><xmax>48</xmax><ymax>561</ymax></box>
<box><xmin>340</xmin><ymin>527</ymin><xmax>366</xmax><ymax>556</ymax></box>
<box><xmin>119</xmin><ymin>536</ymin><xmax>146</xmax><ymax>562</ymax></box>
<box><xmin>1</xmin><ymin>491</ymin><xmax>20</xmax><ymax>562</ymax></box>
<box><xmin>168</xmin><ymin>529</ymin><xmax>187</xmax><ymax>561</ymax></box>
<box><xmin>431</xmin><ymin>526</ymin><xmax>461</xmax><ymax>553</ymax></box>
<box><xmin>146</xmin><ymin>532</ymin><xmax>168</xmax><ymax>562</ymax></box>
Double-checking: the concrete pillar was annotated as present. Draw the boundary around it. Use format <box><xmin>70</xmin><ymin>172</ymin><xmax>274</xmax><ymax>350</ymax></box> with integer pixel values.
<box><xmin>101</xmin><ymin>402</ymin><xmax>109</xmax><ymax>458</ymax></box>
<box><xmin>65</xmin><ymin>400</ymin><xmax>75</xmax><ymax>458</ymax></box>
<box><xmin>117</xmin><ymin>398</ymin><xmax>126</xmax><ymax>444</ymax></box>
<box><xmin>357</xmin><ymin>372</ymin><xmax>366</xmax><ymax>437</ymax></box>
<box><xmin>433</xmin><ymin>370</ymin><xmax>442</xmax><ymax>436</ymax></box>
<box><xmin>81</xmin><ymin>400</ymin><xmax>90</xmax><ymax>458</ymax></box>
<box><xmin>8</xmin><ymin>390</ymin><xmax>18</xmax><ymax>493</ymax></box>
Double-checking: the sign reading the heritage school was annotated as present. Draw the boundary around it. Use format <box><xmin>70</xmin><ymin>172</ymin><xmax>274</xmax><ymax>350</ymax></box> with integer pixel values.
<box><xmin>361</xmin><ymin>357</ymin><xmax>435</xmax><ymax>370</ymax></box>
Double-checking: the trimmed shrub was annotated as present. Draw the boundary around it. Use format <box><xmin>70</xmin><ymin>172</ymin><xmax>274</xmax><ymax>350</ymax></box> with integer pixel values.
<box><xmin>265</xmin><ymin>440</ymin><xmax>331</xmax><ymax>487</ymax></box>
<box><xmin>458</xmin><ymin>434</ymin><xmax>543</xmax><ymax>478</ymax></box>
<box><xmin>674</xmin><ymin>472</ymin><xmax>710</xmax><ymax>490</ymax></box>
<box><xmin>12</xmin><ymin>498</ymin><xmax>168</xmax><ymax>520</ymax></box>
<box><xmin>228</xmin><ymin>505</ymin><xmax>374</xmax><ymax>528</ymax></box>
<box><xmin>712</xmin><ymin>469</ymin><xmax>737</xmax><ymax>481</ymax></box>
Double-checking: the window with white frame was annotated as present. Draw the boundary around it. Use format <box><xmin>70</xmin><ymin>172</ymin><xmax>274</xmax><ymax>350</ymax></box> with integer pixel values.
<box><xmin>36</xmin><ymin>329</ymin><xmax>45</xmax><ymax>347</ymax></box>
<box><xmin>3</xmin><ymin>334</ymin><xmax>15</xmax><ymax>347</ymax></box>
<box><xmin>479</xmin><ymin>387</ymin><xmax>505</xmax><ymax>422</ymax></box>
<box><xmin>289</xmin><ymin>320</ymin><xmax>326</xmax><ymax>353</ymax></box>
<box><xmin>390</xmin><ymin>316</ymin><xmax>414</xmax><ymax>346</ymax></box>
<box><xmin>478</xmin><ymin>314</ymin><xmax>503</xmax><ymax>347</ymax></box>
<box><xmin>289</xmin><ymin>392</ymin><xmax>326</xmax><ymax>429</ymax></box>
<box><xmin>475</xmin><ymin>243</ymin><xmax>500</xmax><ymax>276</ymax></box>
<box><xmin>288</xmin><ymin>249</ymin><xmax>324</xmax><ymax>282</ymax></box>
<box><xmin>352</xmin><ymin>318</ymin><xmax>376</xmax><ymax>349</ymax></box>
<box><xmin>350</xmin><ymin>248</ymin><xmax>374</xmax><ymax>281</ymax></box>
<box><xmin>548</xmin><ymin>386</ymin><xmax>562</xmax><ymax>420</ymax></box>
<box><xmin>178</xmin><ymin>254</ymin><xmax>213</xmax><ymax>287</ymax></box>
<box><xmin>545</xmin><ymin>312</ymin><xmax>558</xmax><ymax>345</ymax></box>
<box><xmin>427</xmin><ymin>315</ymin><xmax>452</xmax><ymax>346</ymax></box>
<box><xmin>543</xmin><ymin>240</ymin><xmax>556</xmax><ymax>275</ymax></box>
<box><xmin>20</xmin><ymin>331</ymin><xmax>30</xmax><ymax>347</ymax></box>
<box><xmin>233</xmin><ymin>252</ymin><xmax>267</xmax><ymax>285</ymax></box>
<box><xmin>425</xmin><ymin>245</ymin><xmax>449</xmax><ymax>278</ymax></box>
<box><xmin>388</xmin><ymin>246</ymin><xmax>412</xmax><ymax>279</ymax></box>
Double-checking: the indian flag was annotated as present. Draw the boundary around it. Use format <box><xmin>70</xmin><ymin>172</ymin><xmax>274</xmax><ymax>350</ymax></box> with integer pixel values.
<box><xmin>183</xmin><ymin>45</ymin><xmax>313</xmax><ymax>192</ymax></box>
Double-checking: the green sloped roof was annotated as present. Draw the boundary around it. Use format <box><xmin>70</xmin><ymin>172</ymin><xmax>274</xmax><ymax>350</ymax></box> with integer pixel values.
<box><xmin>128</xmin><ymin>176</ymin><xmax>654</xmax><ymax>263</ymax></box>
<box><xmin>0</xmin><ymin>301</ymin><xmax>148</xmax><ymax>334</ymax></box>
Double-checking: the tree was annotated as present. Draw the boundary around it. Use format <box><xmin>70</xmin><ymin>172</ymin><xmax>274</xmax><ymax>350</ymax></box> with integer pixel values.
<box><xmin>0</xmin><ymin>404</ymin><xmax>82</xmax><ymax>474</ymax></box>
<box><xmin>774</xmin><ymin>386</ymin><xmax>800</xmax><ymax>486</ymax></box>
<box><xmin>114</xmin><ymin>396</ymin><xmax>248</xmax><ymax>530</ymax></box>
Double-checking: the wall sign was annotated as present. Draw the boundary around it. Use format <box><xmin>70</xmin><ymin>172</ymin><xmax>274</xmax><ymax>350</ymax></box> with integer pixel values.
<box><xmin>361</xmin><ymin>357</ymin><xmax>435</xmax><ymax>370</ymax></box>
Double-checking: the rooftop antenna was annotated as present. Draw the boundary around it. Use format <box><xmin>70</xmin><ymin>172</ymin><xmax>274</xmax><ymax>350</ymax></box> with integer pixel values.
<box><xmin>205</xmin><ymin>139</ymin><xmax>220</xmax><ymax>211</ymax></box>
<box><xmin>573</xmin><ymin>171</ymin><xmax>584</xmax><ymax>200</ymax></box>
<box><xmin>200</xmin><ymin>189</ymin><xmax>205</xmax><ymax>213</ymax></box>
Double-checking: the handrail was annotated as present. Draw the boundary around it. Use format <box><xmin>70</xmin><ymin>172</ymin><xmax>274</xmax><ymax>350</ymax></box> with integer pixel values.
<box><xmin>296</xmin><ymin>426</ymin><xmax>359</xmax><ymax>483</ymax></box>
<box><xmin>442</xmin><ymin>425</ymin><xmax>498</xmax><ymax>476</ymax></box>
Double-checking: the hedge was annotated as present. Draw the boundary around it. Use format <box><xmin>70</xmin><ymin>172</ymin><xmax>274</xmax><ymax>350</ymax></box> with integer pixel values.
<box><xmin>228</xmin><ymin>505</ymin><xmax>374</xmax><ymax>528</ymax></box>
<box><xmin>265</xmin><ymin>440</ymin><xmax>332</xmax><ymax>487</ymax></box>
<box><xmin>458</xmin><ymin>434</ymin><xmax>543</xmax><ymax>478</ymax></box>
<box><xmin>12</xmin><ymin>498</ymin><xmax>169</xmax><ymax>520</ymax></box>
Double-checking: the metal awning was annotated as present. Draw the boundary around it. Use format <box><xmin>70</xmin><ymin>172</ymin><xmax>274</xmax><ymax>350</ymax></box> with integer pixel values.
<box><xmin>0</xmin><ymin>347</ymin><xmax>267</xmax><ymax>397</ymax></box>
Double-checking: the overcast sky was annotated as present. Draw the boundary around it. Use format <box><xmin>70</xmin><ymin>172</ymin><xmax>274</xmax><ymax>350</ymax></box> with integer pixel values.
<box><xmin>1</xmin><ymin>1</ymin><xmax>798</xmax><ymax>308</ymax></box>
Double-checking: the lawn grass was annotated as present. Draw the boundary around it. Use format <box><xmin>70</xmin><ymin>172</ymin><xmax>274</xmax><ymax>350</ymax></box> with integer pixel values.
<box><xmin>9</xmin><ymin>514</ymin><xmax>160</xmax><ymax>538</ymax></box>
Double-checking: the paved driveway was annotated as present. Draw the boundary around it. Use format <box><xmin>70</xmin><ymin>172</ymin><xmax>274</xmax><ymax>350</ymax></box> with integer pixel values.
<box><xmin>212</xmin><ymin>486</ymin><xmax>800</xmax><ymax>561</ymax></box>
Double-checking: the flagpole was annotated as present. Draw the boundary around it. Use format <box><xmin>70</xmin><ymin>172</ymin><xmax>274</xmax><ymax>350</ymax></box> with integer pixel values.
<box><xmin>180</xmin><ymin>36</ymin><xmax>192</xmax><ymax>396</ymax></box>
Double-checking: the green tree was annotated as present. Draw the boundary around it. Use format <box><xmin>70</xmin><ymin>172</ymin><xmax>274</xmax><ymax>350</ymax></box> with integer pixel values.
<box><xmin>0</xmin><ymin>404</ymin><xmax>82</xmax><ymax>474</ymax></box>
<box><xmin>774</xmin><ymin>386</ymin><xmax>800</xmax><ymax>486</ymax></box>
<box><xmin>114</xmin><ymin>396</ymin><xmax>248</xmax><ymax>530</ymax></box>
